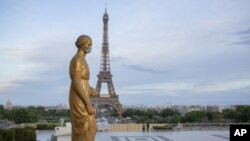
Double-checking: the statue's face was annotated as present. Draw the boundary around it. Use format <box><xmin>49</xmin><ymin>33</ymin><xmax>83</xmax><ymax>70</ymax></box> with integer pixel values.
<box><xmin>84</xmin><ymin>39</ymin><xmax>92</xmax><ymax>48</ymax></box>
<box><xmin>82</xmin><ymin>39</ymin><xmax>92</xmax><ymax>54</ymax></box>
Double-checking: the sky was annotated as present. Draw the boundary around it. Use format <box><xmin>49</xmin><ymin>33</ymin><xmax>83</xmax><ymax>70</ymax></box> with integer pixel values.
<box><xmin>0</xmin><ymin>0</ymin><xmax>250</xmax><ymax>106</ymax></box>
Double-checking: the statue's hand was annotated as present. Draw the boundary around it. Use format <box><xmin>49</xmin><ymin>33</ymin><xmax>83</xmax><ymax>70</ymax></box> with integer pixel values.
<box><xmin>87</xmin><ymin>106</ymin><xmax>95</xmax><ymax>115</ymax></box>
<box><xmin>89</xmin><ymin>87</ymin><xmax>97</xmax><ymax>96</ymax></box>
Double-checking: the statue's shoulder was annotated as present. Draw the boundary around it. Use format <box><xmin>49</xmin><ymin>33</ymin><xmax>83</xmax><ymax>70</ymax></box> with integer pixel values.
<box><xmin>70</xmin><ymin>55</ymin><xmax>83</xmax><ymax>67</ymax></box>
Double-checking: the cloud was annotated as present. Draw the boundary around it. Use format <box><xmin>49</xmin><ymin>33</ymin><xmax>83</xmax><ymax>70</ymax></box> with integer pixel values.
<box><xmin>0</xmin><ymin>30</ymin><xmax>73</xmax><ymax>103</ymax></box>
<box><xmin>236</xmin><ymin>28</ymin><xmax>250</xmax><ymax>35</ymax></box>
<box><xmin>110</xmin><ymin>56</ymin><xmax>127</xmax><ymax>62</ymax></box>
<box><xmin>118</xmin><ymin>79</ymin><xmax>250</xmax><ymax>96</ymax></box>
<box><xmin>233</xmin><ymin>39</ymin><xmax>250</xmax><ymax>45</ymax></box>
<box><xmin>127</xmin><ymin>65</ymin><xmax>171</xmax><ymax>74</ymax></box>
<box><xmin>233</xmin><ymin>27</ymin><xmax>250</xmax><ymax>45</ymax></box>
<box><xmin>193</xmin><ymin>79</ymin><xmax>250</xmax><ymax>93</ymax></box>
<box><xmin>0</xmin><ymin>81</ymin><xmax>22</xmax><ymax>94</ymax></box>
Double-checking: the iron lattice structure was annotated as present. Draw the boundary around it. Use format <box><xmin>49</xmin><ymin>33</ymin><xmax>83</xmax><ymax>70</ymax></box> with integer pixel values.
<box><xmin>92</xmin><ymin>9</ymin><xmax>124</xmax><ymax>116</ymax></box>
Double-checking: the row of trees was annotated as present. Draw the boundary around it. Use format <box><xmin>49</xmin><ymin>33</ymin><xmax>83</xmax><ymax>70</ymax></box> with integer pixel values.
<box><xmin>122</xmin><ymin>106</ymin><xmax>250</xmax><ymax>123</ymax></box>
<box><xmin>1</xmin><ymin>105</ymin><xmax>249</xmax><ymax>124</ymax></box>
<box><xmin>0</xmin><ymin>105</ymin><xmax>69</xmax><ymax>124</ymax></box>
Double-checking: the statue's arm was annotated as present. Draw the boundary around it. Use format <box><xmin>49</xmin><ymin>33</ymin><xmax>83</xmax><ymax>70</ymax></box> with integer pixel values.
<box><xmin>71</xmin><ymin>59</ymin><xmax>94</xmax><ymax>115</ymax></box>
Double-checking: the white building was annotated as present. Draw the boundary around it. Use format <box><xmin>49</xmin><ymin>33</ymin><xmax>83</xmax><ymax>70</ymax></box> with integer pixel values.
<box><xmin>4</xmin><ymin>99</ymin><xmax>13</xmax><ymax>110</ymax></box>
<box><xmin>207</xmin><ymin>105</ymin><xmax>224</xmax><ymax>112</ymax></box>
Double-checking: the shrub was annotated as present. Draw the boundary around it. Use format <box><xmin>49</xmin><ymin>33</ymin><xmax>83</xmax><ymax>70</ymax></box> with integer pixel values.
<box><xmin>37</xmin><ymin>123</ymin><xmax>59</xmax><ymax>130</ymax></box>
<box><xmin>0</xmin><ymin>129</ymin><xmax>15</xmax><ymax>141</ymax></box>
<box><xmin>0</xmin><ymin>128</ymin><xmax>36</xmax><ymax>141</ymax></box>
<box><xmin>152</xmin><ymin>124</ymin><xmax>173</xmax><ymax>130</ymax></box>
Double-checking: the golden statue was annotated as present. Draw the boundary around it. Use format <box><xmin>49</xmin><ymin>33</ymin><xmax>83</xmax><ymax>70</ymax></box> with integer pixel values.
<box><xmin>69</xmin><ymin>35</ymin><xmax>96</xmax><ymax>141</ymax></box>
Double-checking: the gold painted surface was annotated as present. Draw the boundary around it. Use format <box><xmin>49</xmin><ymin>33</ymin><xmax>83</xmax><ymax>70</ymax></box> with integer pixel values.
<box><xmin>69</xmin><ymin>35</ymin><xmax>97</xmax><ymax>141</ymax></box>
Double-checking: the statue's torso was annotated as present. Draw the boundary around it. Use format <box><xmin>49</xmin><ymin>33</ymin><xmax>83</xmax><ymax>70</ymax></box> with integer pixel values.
<box><xmin>69</xmin><ymin>55</ymin><xmax>90</xmax><ymax>110</ymax></box>
<box><xmin>69</xmin><ymin>55</ymin><xmax>90</xmax><ymax>81</ymax></box>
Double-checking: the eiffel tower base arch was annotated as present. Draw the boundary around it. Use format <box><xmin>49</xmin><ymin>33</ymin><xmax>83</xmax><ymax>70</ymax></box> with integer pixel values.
<box><xmin>91</xmin><ymin>96</ymin><xmax>124</xmax><ymax>119</ymax></box>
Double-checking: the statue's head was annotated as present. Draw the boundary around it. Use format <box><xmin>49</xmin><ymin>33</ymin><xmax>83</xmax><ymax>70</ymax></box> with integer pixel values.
<box><xmin>75</xmin><ymin>35</ymin><xmax>92</xmax><ymax>53</ymax></box>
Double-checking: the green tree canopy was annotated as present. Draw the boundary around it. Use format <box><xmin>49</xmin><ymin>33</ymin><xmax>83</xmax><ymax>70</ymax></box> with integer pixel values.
<box><xmin>184</xmin><ymin>111</ymin><xmax>207</xmax><ymax>122</ymax></box>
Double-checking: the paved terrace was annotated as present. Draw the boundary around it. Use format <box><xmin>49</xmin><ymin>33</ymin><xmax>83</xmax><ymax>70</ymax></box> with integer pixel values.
<box><xmin>96</xmin><ymin>131</ymin><xmax>229</xmax><ymax>141</ymax></box>
<box><xmin>38</xmin><ymin>130</ymin><xmax>229</xmax><ymax>141</ymax></box>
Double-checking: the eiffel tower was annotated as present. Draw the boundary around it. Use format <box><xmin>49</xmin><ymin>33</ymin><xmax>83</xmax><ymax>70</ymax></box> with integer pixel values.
<box><xmin>91</xmin><ymin>8</ymin><xmax>123</xmax><ymax>118</ymax></box>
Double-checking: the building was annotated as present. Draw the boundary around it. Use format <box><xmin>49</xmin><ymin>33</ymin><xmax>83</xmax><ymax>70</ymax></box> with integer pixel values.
<box><xmin>4</xmin><ymin>99</ymin><xmax>13</xmax><ymax>110</ymax></box>
<box><xmin>206</xmin><ymin>105</ymin><xmax>224</xmax><ymax>112</ymax></box>
<box><xmin>172</xmin><ymin>105</ymin><xmax>205</xmax><ymax>116</ymax></box>
<box><xmin>0</xmin><ymin>120</ymin><xmax>17</xmax><ymax>129</ymax></box>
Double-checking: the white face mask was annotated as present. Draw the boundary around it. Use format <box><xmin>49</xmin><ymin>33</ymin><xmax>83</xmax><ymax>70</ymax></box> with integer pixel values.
<box><xmin>85</xmin><ymin>47</ymin><xmax>92</xmax><ymax>53</ymax></box>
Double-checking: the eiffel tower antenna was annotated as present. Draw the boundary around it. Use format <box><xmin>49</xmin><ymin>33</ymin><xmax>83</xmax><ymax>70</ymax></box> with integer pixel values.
<box><xmin>105</xmin><ymin>2</ymin><xmax>107</xmax><ymax>13</ymax></box>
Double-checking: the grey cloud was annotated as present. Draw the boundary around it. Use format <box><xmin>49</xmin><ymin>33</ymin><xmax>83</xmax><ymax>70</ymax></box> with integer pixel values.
<box><xmin>127</xmin><ymin>65</ymin><xmax>170</xmax><ymax>74</ymax></box>
<box><xmin>1</xmin><ymin>75</ymin><xmax>70</xmax><ymax>105</ymax></box>
<box><xmin>240</xmin><ymin>35</ymin><xmax>250</xmax><ymax>40</ymax></box>
<box><xmin>233</xmin><ymin>27</ymin><xmax>250</xmax><ymax>46</ymax></box>
<box><xmin>233</xmin><ymin>39</ymin><xmax>250</xmax><ymax>45</ymax></box>
<box><xmin>236</xmin><ymin>28</ymin><xmax>250</xmax><ymax>35</ymax></box>
<box><xmin>110</xmin><ymin>56</ymin><xmax>127</xmax><ymax>62</ymax></box>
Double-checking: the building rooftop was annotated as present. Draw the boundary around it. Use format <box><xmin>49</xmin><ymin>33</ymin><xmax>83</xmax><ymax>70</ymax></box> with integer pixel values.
<box><xmin>0</xmin><ymin>120</ymin><xmax>17</xmax><ymax>129</ymax></box>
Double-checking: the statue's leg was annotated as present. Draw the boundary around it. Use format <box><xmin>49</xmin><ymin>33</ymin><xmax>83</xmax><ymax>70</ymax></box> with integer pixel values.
<box><xmin>86</xmin><ymin>115</ymin><xmax>97</xmax><ymax>141</ymax></box>
<box><xmin>72</xmin><ymin>132</ymin><xmax>85</xmax><ymax>141</ymax></box>
<box><xmin>70</xmin><ymin>93</ymin><xmax>89</xmax><ymax>141</ymax></box>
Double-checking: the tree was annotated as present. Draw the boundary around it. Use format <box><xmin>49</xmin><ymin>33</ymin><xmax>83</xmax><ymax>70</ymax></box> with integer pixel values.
<box><xmin>12</xmin><ymin>108</ymin><xmax>32</xmax><ymax>124</ymax></box>
<box><xmin>146</xmin><ymin>109</ymin><xmax>159</xmax><ymax>120</ymax></box>
<box><xmin>0</xmin><ymin>105</ymin><xmax>4</xmax><ymax>119</ymax></box>
<box><xmin>222</xmin><ymin>109</ymin><xmax>237</xmax><ymax>121</ymax></box>
<box><xmin>184</xmin><ymin>111</ymin><xmax>207</xmax><ymax>122</ymax></box>
<box><xmin>0</xmin><ymin>113</ymin><xmax>3</xmax><ymax>119</ymax></box>
<box><xmin>160</xmin><ymin>108</ymin><xmax>179</xmax><ymax>117</ymax></box>
<box><xmin>207</xmin><ymin>112</ymin><xmax>223</xmax><ymax>122</ymax></box>
<box><xmin>170</xmin><ymin>115</ymin><xmax>182</xmax><ymax>123</ymax></box>
<box><xmin>235</xmin><ymin>106</ymin><xmax>250</xmax><ymax>122</ymax></box>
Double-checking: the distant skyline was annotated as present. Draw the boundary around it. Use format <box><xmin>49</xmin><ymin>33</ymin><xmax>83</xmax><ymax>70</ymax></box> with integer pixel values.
<box><xmin>0</xmin><ymin>0</ymin><xmax>250</xmax><ymax>106</ymax></box>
